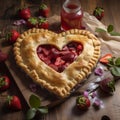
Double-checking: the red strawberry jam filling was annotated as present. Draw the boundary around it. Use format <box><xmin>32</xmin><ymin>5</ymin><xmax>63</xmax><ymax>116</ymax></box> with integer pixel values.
<box><xmin>37</xmin><ymin>42</ymin><xmax>83</xmax><ymax>72</ymax></box>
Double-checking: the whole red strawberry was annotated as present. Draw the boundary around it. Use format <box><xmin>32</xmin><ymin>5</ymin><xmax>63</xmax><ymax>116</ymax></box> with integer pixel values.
<box><xmin>39</xmin><ymin>4</ymin><xmax>50</xmax><ymax>17</ymax></box>
<box><xmin>7</xmin><ymin>95</ymin><xmax>22</xmax><ymax>110</ymax></box>
<box><xmin>38</xmin><ymin>18</ymin><xmax>49</xmax><ymax>29</ymax></box>
<box><xmin>27</xmin><ymin>17</ymin><xmax>39</xmax><ymax>28</ymax></box>
<box><xmin>6</xmin><ymin>30</ymin><xmax>20</xmax><ymax>43</ymax></box>
<box><xmin>0</xmin><ymin>76</ymin><xmax>10</xmax><ymax>91</ymax></box>
<box><xmin>93</xmin><ymin>7</ymin><xmax>104</xmax><ymax>20</ymax></box>
<box><xmin>99</xmin><ymin>78</ymin><xmax>115</xmax><ymax>94</ymax></box>
<box><xmin>19</xmin><ymin>7</ymin><xmax>31</xmax><ymax>20</ymax></box>
<box><xmin>76</xmin><ymin>95</ymin><xmax>90</xmax><ymax>110</ymax></box>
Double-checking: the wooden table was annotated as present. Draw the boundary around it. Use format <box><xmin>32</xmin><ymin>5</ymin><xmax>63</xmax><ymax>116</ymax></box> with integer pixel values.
<box><xmin>0</xmin><ymin>0</ymin><xmax>120</xmax><ymax>120</ymax></box>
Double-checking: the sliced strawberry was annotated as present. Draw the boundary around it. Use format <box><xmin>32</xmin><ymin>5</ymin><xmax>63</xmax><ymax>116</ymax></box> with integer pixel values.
<box><xmin>77</xmin><ymin>44</ymin><xmax>83</xmax><ymax>54</ymax></box>
<box><xmin>100</xmin><ymin>54</ymin><xmax>112</xmax><ymax>64</ymax></box>
<box><xmin>37</xmin><ymin>42</ymin><xmax>83</xmax><ymax>72</ymax></box>
<box><xmin>61</xmin><ymin>52</ymin><xmax>75</xmax><ymax>62</ymax></box>
<box><xmin>54</xmin><ymin>57</ymin><xmax>65</xmax><ymax>66</ymax></box>
<box><xmin>62</xmin><ymin>46</ymin><xmax>69</xmax><ymax>51</ymax></box>
<box><xmin>42</xmin><ymin>47</ymin><xmax>50</xmax><ymax>56</ymax></box>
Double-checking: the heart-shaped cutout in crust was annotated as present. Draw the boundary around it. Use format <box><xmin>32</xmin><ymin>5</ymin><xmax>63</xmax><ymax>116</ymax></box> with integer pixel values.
<box><xmin>37</xmin><ymin>42</ymin><xmax>83</xmax><ymax>73</ymax></box>
<box><xmin>13</xmin><ymin>28</ymin><xmax>101</xmax><ymax>98</ymax></box>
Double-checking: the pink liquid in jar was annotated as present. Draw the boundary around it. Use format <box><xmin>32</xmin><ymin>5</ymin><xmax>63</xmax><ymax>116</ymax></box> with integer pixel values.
<box><xmin>61</xmin><ymin>0</ymin><xmax>83</xmax><ymax>31</ymax></box>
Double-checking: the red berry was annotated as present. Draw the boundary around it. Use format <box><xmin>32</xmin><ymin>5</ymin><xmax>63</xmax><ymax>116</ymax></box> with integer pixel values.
<box><xmin>27</xmin><ymin>17</ymin><xmax>38</xmax><ymax>28</ymax></box>
<box><xmin>99</xmin><ymin>78</ymin><xmax>115</xmax><ymax>94</ymax></box>
<box><xmin>39</xmin><ymin>4</ymin><xmax>50</xmax><ymax>17</ymax></box>
<box><xmin>7</xmin><ymin>95</ymin><xmax>22</xmax><ymax>110</ymax></box>
<box><xmin>6</xmin><ymin>30</ymin><xmax>20</xmax><ymax>43</ymax></box>
<box><xmin>19</xmin><ymin>8</ymin><xmax>31</xmax><ymax>20</ymax></box>
<box><xmin>93</xmin><ymin>7</ymin><xmax>104</xmax><ymax>20</ymax></box>
<box><xmin>76</xmin><ymin>95</ymin><xmax>90</xmax><ymax>110</ymax></box>
<box><xmin>38</xmin><ymin>18</ymin><xmax>49</xmax><ymax>29</ymax></box>
<box><xmin>0</xmin><ymin>76</ymin><xmax>10</xmax><ymax>91</ymax></box>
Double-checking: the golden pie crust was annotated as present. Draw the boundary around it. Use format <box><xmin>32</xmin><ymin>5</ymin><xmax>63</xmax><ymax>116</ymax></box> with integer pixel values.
<box><xmin>13</xmin><ymin>28</ymin><xmax>101</xmax><ymax>98</ymax></box>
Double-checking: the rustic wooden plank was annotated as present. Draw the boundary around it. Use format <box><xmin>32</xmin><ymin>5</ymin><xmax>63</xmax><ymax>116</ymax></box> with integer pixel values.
<box><xmin>1</xmin><ymin>0</ymin><xmax>120</xmax><ymax>120</ymax></box>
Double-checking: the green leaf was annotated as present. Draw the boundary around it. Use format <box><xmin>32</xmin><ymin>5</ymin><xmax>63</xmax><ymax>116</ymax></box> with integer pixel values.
<box><xmin>95</xmin><ymin>28</ymin><xmax>106</xmax><ymax>33</ymax></box>
<box><xmin>111</xmin><ymin>66</ymin><xmax>120</xmax><ymax>76</ymax></box>
<box><xmin>107</xmin><ymin>57</ymin><xmax>115</xmax><ymax>66</ymax></box>
<box><xmin>115</xmin><ymin>57</ymin><xmax>120</xmax><ymax>66</ymax></box>
<box><xmin>29</xmin><ymin>94</ymin><xmax>41</xmax><ymax>108</ymax></box>
<box><xmin>109</xmin><ymin>31</ymin><xmax>120</xmax><ymax>36</ymax></box>
<box><xmin>107</xmin><ymin>24</ymin><xmax>114</xmax><ymax>33</ymax></box>
<box><xmin>37</xmin><ymin>107</ymin><xmax>48</xmax><ymax>114</ymax></box>
<box><xmin>26</xmin><ymin>108</ymin><xmax>36</xmax><ymax>120</ymax></box>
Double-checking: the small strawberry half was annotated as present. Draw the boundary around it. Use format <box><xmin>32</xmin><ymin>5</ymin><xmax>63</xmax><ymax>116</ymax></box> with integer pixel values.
<box><xmin>38</xmin><ymin>18</ymin><xmax>49</xmax><ymax>29</ymax></box>
<box><xmin>76</xmin><ymin>95</ymin><xmax>90</xmax><ymax>110</ymax></box>
<box><xmin>18</xmin><ymin>7</ymin><xmax>31</xmax><ymax>20</ymax></box>
<box><xmin>99</xmin><ymin>78</ymin><xmax>115</xmax><ymax>94</ymax></box>
<box><xmin>7</xmin><ymin>95</ymin><xmax>22</xmax><ymax>111</ymax></box>
<box><xmin>39</xmin><ymin>3</ymin><xmax>50</xmax><ymax>17</ymax></box>
<box><xmin>27</xmin><ymin>17</ymin><xmax>39</xmax><ymax>28</ymax></box>
<box><xmin>93</xmin><ymin>7</ymin><xmax>104</xmax><ymax>20</ymax></box>
<box><xmin>6</xmin><ymin>30</ymin><xmax>20</xmax><ymax>43</ymax></box>
<box><xmin>100</xmin><ymin>54</ymin><xmax>112</xmax><ymax>64</ymax></box>
<box><xmin>0</xmin><ymin>76</ymin><xmax>10</xmax><ymax>91</ymax></box>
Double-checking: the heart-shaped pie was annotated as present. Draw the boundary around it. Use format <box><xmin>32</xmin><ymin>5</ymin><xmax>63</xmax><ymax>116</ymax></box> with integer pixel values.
<box><xmin>13</xmin><ymin>28</ymin><xmax>101</xmax><ymax>98</ymax></box>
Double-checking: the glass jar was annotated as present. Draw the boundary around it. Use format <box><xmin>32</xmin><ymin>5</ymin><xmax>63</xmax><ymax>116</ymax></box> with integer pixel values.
<box><xmin>61</xmin><ymin>0</ymin><xmax>83</xmax><ymax>31</ymax></box>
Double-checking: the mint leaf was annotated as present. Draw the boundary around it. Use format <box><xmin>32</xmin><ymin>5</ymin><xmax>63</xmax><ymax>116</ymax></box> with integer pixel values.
<box><xmin>96</xmin><ymin>25</ymin><xmax>120</xmax><ymax>36</ymax></box>
<box><xmin>115</xmin><ymin>57</ymin><xmax>120</xmax><ymax>66</ymax></box>
<box><xmin>29</xmin><ymin>94</ymin><xmax>41</xmax><ymax>108</ymax></box>
<box><xmin>26</xmin><ymin>108</ymin><xmax>36</xmax><ymax>120</ymax></box>
<box><xmin>111</xmin><ymin>66</ymin><xmax>120</xmax><ymax>76</ymax></box>
<box><xmin>95</xmin><ymin>28</ymin><xmax>106</xmax><ymax>33</ymax></box>
<box><xmin>109</xmin><ymin>31</ymin><xmax>120</xmax><ymax>36</ymax></box>
<box><xmin>37</xmin><ymin>107</ymin><xmax>48</xmax><ymax>114</ymax></box>
<box><xmin>107</xmin><ymin>24</ymin><xmax>114</xmax><ymax>33</ymax></box>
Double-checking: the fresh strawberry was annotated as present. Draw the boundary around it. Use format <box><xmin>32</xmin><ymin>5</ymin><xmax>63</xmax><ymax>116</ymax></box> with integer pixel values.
<box><xmin>76</xmin><ymin>95</ymin><xmax>90</xmax><ymax>110</ymax></box>
<box><xmin>39</xmin><ymin>3</ymin><xmax>50</xmax><ymax>17</ymax></box>
<box><xmin>93</xmin><ymin>7</ymin><xmax>104</xmax><ymax>20</ymax></box>
<box><xmin>27</xmin><ymin>17</ymin><xmax>38</xmax><ymax>28</ymax></box>
<box><xmin>19</xmin><ymin>7</ymin><xmax>31</xmax><ymax>20</ymax></box>
<box><xmin>6</xmin><ymin>30</ymin><xmax>20</xmax><ymax>43</ymax></box>
<box><xmin>7</xmin><ymin>95</ymin><xmax>22</xmax><ymax>110</ymax></box>
<box><xmin>0</xmin><ymin>76</ymin><xmax>10</xmax><ymax>91</ymax></box>
<box><xmin>100</xmin><ymin>54</ymin><xmax>112</xmax><ymax>64</ymax></box>
<box><xmin>38</xmin><ymin>18</ymin><xmax>49</xmax><ymax>29</ymax></box>
<box><xmin>0</xmin><ymin>51</ymin><xmax>8</xmax><ymax>62</ymax></box>
<box><xmin>99</xmin><ymin>78</ymin><xmax>115</xmax><ymax>94</ymax></box>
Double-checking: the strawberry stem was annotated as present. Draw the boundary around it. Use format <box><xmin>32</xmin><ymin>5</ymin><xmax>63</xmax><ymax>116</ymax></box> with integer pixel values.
<box><xmin>0</xmin><ymin>77</ymin><xmax>5</xmax><ymax>87</ymax></box>
<box><xmin>108</xmin><ymin>80</ymin><xmax>115</xmax><ymax>92</ymax></box>
<box><xmin>7</xmin><ymin>95</ymin><xmax>13</xmax><ymax>104</ymax></box>
<box><xmin>77</xmin><ymin>96</ymin><xmax>86</xmax><ymax>105</ymax></box>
